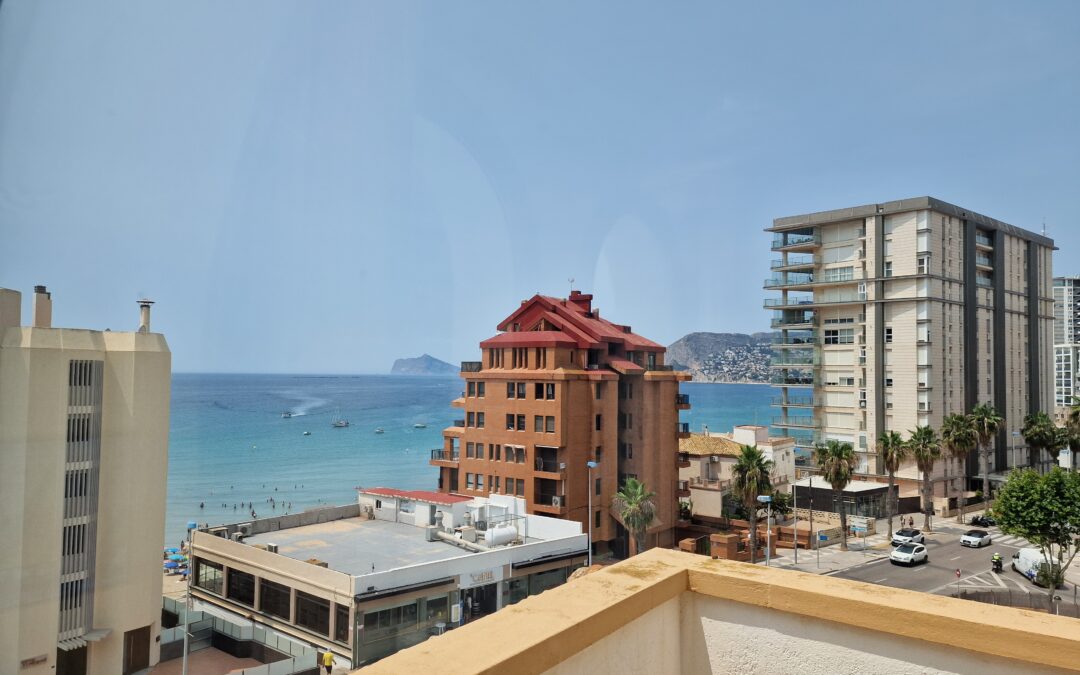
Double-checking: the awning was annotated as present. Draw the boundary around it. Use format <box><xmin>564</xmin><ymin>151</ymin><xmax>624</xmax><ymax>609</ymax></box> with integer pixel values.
<box><xmin>57</xmin><ymin>629</ymin><xmax>110</xmax><ymax>651</ymax></box>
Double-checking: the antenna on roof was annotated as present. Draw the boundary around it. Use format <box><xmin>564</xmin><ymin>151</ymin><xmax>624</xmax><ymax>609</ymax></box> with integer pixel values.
<box><xmin>1042</xmin><ymin>219</ymin><xmax>1047</xmax><ymax>236</ymax></box>
<box><xmin>568</xmin><ymin>277</ymin><xmax>575</xmax><ymax>296</ymax></box>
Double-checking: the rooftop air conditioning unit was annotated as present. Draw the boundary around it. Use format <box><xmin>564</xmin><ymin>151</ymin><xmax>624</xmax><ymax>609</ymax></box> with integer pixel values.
<box><xmin>266</xmin><ymin>543</ymin><xmax>278</xmax><ymax>553</ymax></box>
<box><xmin>230</xmin><ymin>532</ymin><xmax>244</xmax><ymax>542</ymax></box>
<box><xmin>551</xmin><ymin>496</ymin><xmax>562</xmax><ymax>507</ymax></box>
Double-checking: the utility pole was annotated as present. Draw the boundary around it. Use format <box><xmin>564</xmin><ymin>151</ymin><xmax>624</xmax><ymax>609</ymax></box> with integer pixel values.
<box><xmin>586</xmin><ymin>461</ymin><xmax>598</xmax><ymax>566</ymax></box>
<box><xmin>757</xmin><ymin>495</ymin><xmax>773</xmax><ymax>566</ymax></box>
<box><xmin>792</xmin><ymin>481</ymin><xmax>798</xmax><ymax>565</ymax></box>
<box><xmin>181</xmin><ymin>520</ymin><xmax>197</xmax><ymax>675</ymax></box>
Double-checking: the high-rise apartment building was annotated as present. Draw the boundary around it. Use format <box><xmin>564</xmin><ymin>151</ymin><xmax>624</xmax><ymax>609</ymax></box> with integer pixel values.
<box><xmin>0</xmin><ymin>286</ymin><xmax>171</xmax><ymax>675</ymax></box>
<box><xmin>766</xmin><ymin>197</ymin><xmax>1054</xmax><ymax>491</ymax></box>
<box><xmin>430</xmin><ymin>291</ymin><xmax>690</xmax><ymax>555</ymax></box>
<box><xmin>1053</xmin><ymin>276</ymin><xmax>1080</xmax><ymax>422</ymax></box>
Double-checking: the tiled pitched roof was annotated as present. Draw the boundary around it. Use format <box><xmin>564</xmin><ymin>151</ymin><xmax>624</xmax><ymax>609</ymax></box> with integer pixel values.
<box><xmin>490</xmin><ymin>293</ymin><xmax>664</xmax><ymax>351</ymax></box>
<box><xmin>679</xmin><ymin>433</ymin><xmax>743</xmax><ymax>458</ymax></box>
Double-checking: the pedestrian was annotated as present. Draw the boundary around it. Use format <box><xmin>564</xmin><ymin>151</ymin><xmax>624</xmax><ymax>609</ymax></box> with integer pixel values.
<box><xmin>908</xmin><ymin>516</ymin><xmax>914</xmax><ymax>529</ymax></box>
<box><xmin>322</xmin><ymin>649</ymin><xmax>336</xmax><ymax>674</ymax></box>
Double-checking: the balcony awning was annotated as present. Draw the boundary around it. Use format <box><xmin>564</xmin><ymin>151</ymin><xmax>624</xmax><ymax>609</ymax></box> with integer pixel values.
<box><xmin>608</xmin><ymin>358</ymin><xmax>644</xmax><ymax>374</ymax></box>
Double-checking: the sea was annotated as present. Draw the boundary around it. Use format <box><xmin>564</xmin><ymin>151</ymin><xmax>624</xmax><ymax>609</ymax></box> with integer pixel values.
<box><xmin>165</xmin><ymin>374</ymin><xmax>773</xmax><ymax>545</ymax></box>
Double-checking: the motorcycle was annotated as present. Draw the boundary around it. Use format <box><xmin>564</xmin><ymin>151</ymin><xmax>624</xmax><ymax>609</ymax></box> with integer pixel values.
<box><xmin>991</xmin><ymin>557</ymin><xmax>1003</xmax><ymax>573</ymax></box>
<box><xmin>971</xmin><ymin>514</ymin><xmax>996</xmax><ymax>527</ymax></box>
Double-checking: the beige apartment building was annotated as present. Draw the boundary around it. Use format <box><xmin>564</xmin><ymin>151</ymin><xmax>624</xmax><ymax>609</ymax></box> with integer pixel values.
<box><xmin>1053</xmin><ymin>276</ymin><xmax>1080</xmax><ymax>424</ymax></box>
<box><xmin>766</xmin><ymin>197</ymin><xmax>1054</xmax><ymax>493</ymax></box>
<box><xmin>430</xmin><ymin>291</ymin><xmax>691</xmax><ymax>556</ymax></box>
<box><xmin>0</xmin><ymin>286</ymin><xmax>171</xmax><ymax>675</ymax></box>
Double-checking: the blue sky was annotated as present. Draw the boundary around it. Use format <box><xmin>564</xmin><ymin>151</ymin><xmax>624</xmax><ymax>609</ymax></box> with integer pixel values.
<box><xmin>1</xmin><ymin>2</ymin><xmax>1077</xmax><ymax>373</ymax></box>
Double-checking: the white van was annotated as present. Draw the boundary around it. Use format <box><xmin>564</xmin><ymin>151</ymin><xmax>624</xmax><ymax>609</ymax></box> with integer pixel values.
<box><xmin>1011</xmin><ymin>548</ymin><xmax>1057</xmax><ymax>585</ymax></box>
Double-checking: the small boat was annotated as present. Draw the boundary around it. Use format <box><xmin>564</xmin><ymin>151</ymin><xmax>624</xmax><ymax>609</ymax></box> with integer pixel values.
<box><xmin>303</xmin><ymin>431</ymin><xmax>312</xmax><ymax>436</ymax></box>
<box><xmin>332</xmin><ymin>419</ymin><xmax>349</xmax><ymax>428</ymax></box>
<box><xmin>375</xmin><ymin>428</ymin><xmax>385</xmax><ymax>434</ymax></box>
<box><xmin>413</xmin><ymin>423</ymin><xmax>427</xmax><ymax>429</ymax></box>
<box><xmin>281</xmin><ymin>411</ymin><xmax>293</xmax><ymax>418</ymax></box>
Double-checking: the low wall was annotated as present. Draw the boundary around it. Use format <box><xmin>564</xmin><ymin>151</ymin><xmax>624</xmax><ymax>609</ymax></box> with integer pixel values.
<box><xmin>792</xmin><ymin>509</ymin><xmax>876</xmax><ymax>535</ymax></box>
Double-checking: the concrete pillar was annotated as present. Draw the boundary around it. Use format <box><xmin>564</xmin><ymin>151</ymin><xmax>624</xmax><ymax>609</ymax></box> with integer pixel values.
<box><xmin>32</xmin><ymin>285</ymin><xmax>51</xmax><ymax>328</ymax></box>
<box><xmin>0</xmin><ymin>288</ymin><xmax>21</xmax><ymax>328</ymax></box>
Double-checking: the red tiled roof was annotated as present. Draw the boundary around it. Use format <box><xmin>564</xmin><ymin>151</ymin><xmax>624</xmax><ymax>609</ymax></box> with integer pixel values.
<box><xmin>360</xmin><ymin>487</ymin><xmax>472</xmax><ymax>506</ymax></box>
<box><xmin>494</xmin><ymin>293</ymin><xmax>665</xmax><ymax>351</ymax></box>
<box><xmin>608</xmin><ymin>358</ymin><xmax>645</xmax><ymax>374</ymax></box>
<box><xmin>480</xmin><ymin>331</ymin><xmax>577</xmax><ymax>348</ymax></box>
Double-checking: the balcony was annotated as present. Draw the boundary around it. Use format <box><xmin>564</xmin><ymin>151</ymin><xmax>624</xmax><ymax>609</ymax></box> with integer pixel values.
<box><xmin>976</xmin><ymin>254</ymin><xmax>993</xmax><ymax>268</ymax></box>
<box><xmin>765</xmin><ymin>292</ymin><xmax>864</xmax><ymax>309</ymax></box>
<box><xmin>534</xmin><ymin>458</ymin><xmax>566</xmax><ymax>478</ymax></box>
<box><xmin>770</xmin><ymin>254</ymin><xmax>817</xmax><ymax>270</ymax></box>
<box><xmin>677</xmin><ymin>479</ymin><xmax>691</xmax><ymax>498</ymax></box>
<box><xmin>771</xmin><ymin>332</ymin><xmax>817</xmax><ymax>347</ymax></box>
<box><xmin>677</xmin><ymin>452</ymin><xmax>691</xmax><ymax>469</ymax></box>
<box><xmin>688</xmin><ymin>475</ymin><xmax>730</xmax><ymax>492</ymax></box>
<box><xmin>676</xmin><ymin>422</ymin><xmax>691</xmax><ymax>438</ymax></box>
<box><xmin>430</xmin><ymin>448</ymin><xmax>459</xmax><ymax>465</ymax></box>
<box><xmin>770</xmin><ymin>373</ymin><xmax>816</xmax><ymax>387</ymax></box>
<box><xmin>770</xmin><ymin>311</ymin><xmax>815</xmax><ymax>329</ymax></box>
<box><xmin>770</xmin><ymin>395</ymin><xmax>817</xmax><ymax>407</ymax></box>
<box><xmin>460</xmin><ymin>361</ymin><xmax>482</xmax><ymax>372</ymax></box>
<box><xmin>763</xmin><ymin>272</ymin><xmax>814</xmax><ymax>289</ymax></box>
<box><xmin>975</xmin><ymin>232</ymin><xmax>993</xmax><ymax>248</ymax></box>
<box><xmin>676</xmin><ymin>393</ymin><xmax>691</xmax><ymax>409</ymax></box>
<box><xmin>772</xmin><ymin>416</ymin><xmax>818</xmax><ymax>429</ymax></box>
<box><xmin>533</xmin><ymin>493</ymin><xmax>568</xmax><ymax>515</ymax></box>
<box><xmin>769</xmin><ymin>353</ymin><xmax>818</xmax><ymax>368</ymax></box>
<box><xmin>771</xmin><ymin>232</ymin><xmax>820</xmax><ymax>251</ymax></box>
<box><xmin>452</xmin><ymin>419</ymin><xmax>465</xmax><ymax>428</ymax></box>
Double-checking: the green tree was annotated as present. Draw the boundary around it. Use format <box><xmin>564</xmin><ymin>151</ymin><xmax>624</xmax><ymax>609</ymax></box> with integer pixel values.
<box><xmin>993</xmin><ymin>468</ymin><xmax>1080</xmax><ymax>596</ymax></box>
<box><xmin>907</xmin><ymin>426</ymin><xmax>942</xmax><ymax>531</ymax></box>
<box><xmin>1022</xmin><ymin>411</ymin><xmax>1058</xmax><ymax>473</ymax></box>
<box><xmin>770</xmin><ymin>489</ymin><xmax>793</xmax><ymax>520</ymax></box>
<box><xmin>612</xmin><ymin>477</ymin><xmax>656</xmax><ymax>557</ymax></box>
<box><xmin>941</xmin><ymin>413</ymin><xmax>978</xmax><ymax>523</ymax></box>
<box><xmin>815</xmin><ymin>440</ymin><xmax>856</xmax><ymax>551</ymax></box>
<box><xmin>878</xmin><ymin>431</ymin><xmax>907</xmax><ymax>535</ymax></box>
<box><xmin>732</xmin><ymin>445</ymin><xmax>773</xmax><ymax>564</ymax></box>
<box><xmin>971</xmin><ymin>403</ymin><xmax>1004</xmax><ymax>500</ymax></box>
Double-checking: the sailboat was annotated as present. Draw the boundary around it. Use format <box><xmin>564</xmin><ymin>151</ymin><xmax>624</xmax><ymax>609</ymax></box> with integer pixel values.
<box><xmin>331</xmin><ymin>409</ymin><xmax>349</xmax><ymax>428</ymax></box>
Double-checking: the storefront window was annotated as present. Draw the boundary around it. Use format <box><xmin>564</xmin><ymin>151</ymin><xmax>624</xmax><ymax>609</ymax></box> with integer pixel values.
<box><xmin>260</xmin><ymin>578</ymin><xmax>291</xmax><ymax>621</ymax></box>
<box><xmin>194</xmin><ymin>558</ymin><xmax>222</xmax><ymax>595</ymax></box>
<box><xmin>296</xmin><ymin>591</ymin><xmax>330</xmax><ymax>636</ymax></box>
<box><xmin>503</xmin><ymin>577</ymin><xmax>528</xmax><ymax>605</ymax></box>
<box><xmin>529</xmin><ymin>567</ymin><xmax>568</xmax><ymax>596</ymax></box>
<box><xmin>226</xmin><ymin>568</ymin><xmax>255</xmax><ymax>606</ymax></box>
<box><xmin>334</xmin><ymin>603</ymin><xmax>350</xmax><ymax>644</ymax></box>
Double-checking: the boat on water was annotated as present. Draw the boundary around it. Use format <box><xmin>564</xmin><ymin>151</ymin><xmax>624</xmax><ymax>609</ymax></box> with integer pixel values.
<box><xmin>375</xmin><ymin>428</ymin><xmax>385</xmax><ymax>434</ymax></box>
<box><xmin>413</xmin><ymin>423</ymin><xmax>427</xmax><ymax>429</ymax></box>
<box><xmin>332</xmin><ymin>419</ymin><xmax>349</xmax><ymax>428</ymax></box>
<box><xmin>303</xmin><ymin>431</ymin><xmax>312</xmax><ymax>436</ymax></box>
<box><xmin>281</xmin><ymin>411</ymin><xmax>293</xmax><ymax>418</ymax></box>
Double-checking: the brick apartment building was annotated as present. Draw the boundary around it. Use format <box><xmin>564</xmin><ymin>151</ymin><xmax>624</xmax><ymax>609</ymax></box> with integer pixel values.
<box><xmin>430</xmin><ymin>291</ymin><xmax>690</xmax><ymax>556</ymax></box>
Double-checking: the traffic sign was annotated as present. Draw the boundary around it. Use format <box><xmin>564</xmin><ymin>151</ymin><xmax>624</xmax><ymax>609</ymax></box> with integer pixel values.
<box><xmin>852</xmin><ymin>526</ymin><xmax>867</xmax><ymax>533</ymax></box>
<box><xmin>818</xmin><ymin>533</ymin><xmax>827</xmax><ymax>541</ymax></box>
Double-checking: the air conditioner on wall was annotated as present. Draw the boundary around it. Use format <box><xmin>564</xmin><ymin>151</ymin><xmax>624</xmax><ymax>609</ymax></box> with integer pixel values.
<box><xmin>552</xmin><ymin>496</ymin><xmax>562</xmax><ymax>507</ymax></box>
<box><xmin>710</xmin><ymin>455</ymin><xmax>720</xmax><ymax>463</ymax></box>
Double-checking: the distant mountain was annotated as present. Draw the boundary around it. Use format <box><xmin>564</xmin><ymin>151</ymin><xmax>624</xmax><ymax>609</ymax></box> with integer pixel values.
<box><xmin>666</xmin><ymin>332</ymin><xmax>772</xmax><ymax>383</ymax></box>
<box><xmin>391</xmin><ymin>354</ymin><xmax>457</xmax><ymax>376</ymax></box>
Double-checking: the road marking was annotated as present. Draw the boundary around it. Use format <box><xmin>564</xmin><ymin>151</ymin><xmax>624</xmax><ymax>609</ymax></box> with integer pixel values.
<box><xmin>949</xmin><ymin>555</ymin><xmax>961</xmax><ymax>561</ymax></box>
<box><xmin>989</xmin><ymin>571</ymin><xmax>1007</xmax><ymax>588</ymax></box>
<box><xmin>873</xmin><ymin>577</ymin><xmax>889</xmax><ymax>583</ymax></box>
<box><xmin>912</xmin><ymin>565</ymin><xmax>927</xmax><ymax>572</ymax></box>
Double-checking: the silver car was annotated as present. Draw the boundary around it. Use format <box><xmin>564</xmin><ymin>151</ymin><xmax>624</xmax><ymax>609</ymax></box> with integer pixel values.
<box><xmin>960</xmin><ymin>529</ymin><xmax>992</xmax><ymax>548</ymax></box>
<box><xmin>890</xmin><ymin>543</ymin><xmax>928</xmax><ymax>566</ymax></box>
<box><xmin>892</xmin><ymin>528</ymin><xmax>925</xmax><ymax>546</ymax></box>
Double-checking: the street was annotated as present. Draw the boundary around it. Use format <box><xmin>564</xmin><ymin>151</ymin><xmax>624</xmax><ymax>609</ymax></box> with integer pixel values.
<box><xmin>832</xmin><ymin>524</ymin><xmax>1051</xmax><ymax>596</ymax></box>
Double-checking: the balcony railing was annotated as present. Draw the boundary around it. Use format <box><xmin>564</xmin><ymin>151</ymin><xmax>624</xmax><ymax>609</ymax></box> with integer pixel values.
<box><xmin>771</xmin><ymin>233</ymin><xmax>820</xmax><ymax>250</ymax></box>
<box><xmin>431</xmin><ymin>449</ymin><xmax>459</xmax><ymax>462</ymax></box>
<box><xmin>976</xmin><ymin>254</ymin><xmax>993</xmax><ymax>267</ymax></box>
<box><xmin>676</xmin><ymin>422</ymin><xmax>690</xmax><ymax>434</ymax></box>
<box><xmin>771</xmin><ymin>395</ymin><xmax>817</xmax><ymax>407</ymax></box>
<box><xmin>975</xmin><ymin>232</ymin><xmax>993</xmax><ymax>247</ymax></box>
<box><xmin>770</xmin><ymin>354</ymin><xmax>819</xmax><ymax>367</ymax></box>
<box><xmin>770</xmin><ymin>255</ymin><xmax>818</xmax><ymax>270</ymax></box>
<box><xmin>771</xmin><ymin>332</ymin><xmax>816</xmax><ymax>346</ymax></box>
<box><xmin>535</xmin><ymin>494</ymin><xmax>566</xmax><ymax>507</ymax></box>
<box><xmin>764</xmin><ymin>272</ymin><xmax>814</xmax><ymax>288</ymax></box>
<box><xmin>452</xmin><ymin>419</ymin><xmax>465</xmax><ymax>428</ymax></box>
<box><xmin>689</xmin><ymin>476</ymin><xmax>730</xmax><ymax>491</ymax></box>
<box><xmin>771</xmin><ymin>374</ymin><xmax>816</xmax><ymax>386</ymax></box>
<box><xmin>675</xmin><ymin>393</ymin><xmax>690</xmax><ymax>405</ymax></box>
<box><xmin>535</xmin><ymin>459</ymin><xmax>564</xmax><ymax>473</ymax></box>
<box><xmin>772</xmin><ymin>416</ymin><xmax>818</xmax><ymax>428</ymax></box>
<box><xmin>645</xmin><ymin>364</ymin><xmax>675</xmax><ymax>371</ymax></box>
<box><xmin>461</xmin><ymin>361</ymin><xmax>482</xmax><ymax>372</ymax></box>
<box><xmin>764</xmin><ymin>296</ymin><xmax>815</xmax><ymax>307</ymax></box>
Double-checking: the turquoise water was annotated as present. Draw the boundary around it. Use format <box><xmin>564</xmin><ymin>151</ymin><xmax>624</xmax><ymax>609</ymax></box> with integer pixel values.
<box><xmin>165</xmin><ymin>375</ymin><xmax>773</xmax><ymax>545</ymax></box>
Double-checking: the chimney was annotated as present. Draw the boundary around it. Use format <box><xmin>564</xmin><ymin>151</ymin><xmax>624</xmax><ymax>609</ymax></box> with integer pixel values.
<box><xmin>568</xmin><ymin>290</ymin><xmax>592</xmax><ymax>312</ymax></box>
<box><xmin>32</xmin><ymin>285</ymin><xmax>52</xmax><ymax>328</ymax></box>
<box><xmin>138</xmin><ymin>298</ymin><xmax>154</xmax><ymax>333</ymax></box>
<box><xmin>703</xmin><ymin>425</ymin><xmax>709</xmax><ymax>437</ymax></box>
<box><xmin>0</xmin><ymin>288</ymin><xmax>21</xmax><ymax>329</ymax></box>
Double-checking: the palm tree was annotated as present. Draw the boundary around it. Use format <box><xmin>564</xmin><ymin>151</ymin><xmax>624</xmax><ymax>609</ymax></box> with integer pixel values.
<box><xmin>878</xmin><ymin>431</ymin><xmax>907</xmax><ymax>536</ymax></box>
<box><xmin>612</xmin><ymin>478</ymin><xmax>656</xmax><ymax>557</ymax></box>
<box><xmin>941</xmin><ymin>413</ymin><xmax>978</xmax><ymax>523</ymax></box>
<box><xmin>1022</xmin><ymin>411</ymin><xmax>1057</xmax><ymax>473</ymax></box>
<box><xmin>815</xmin><ymin>440</ymin><xmax>856</xmax><ymax>551</ymax></box>
<box><xmin>971</xmin><ymin>402</ymin><xmax>1003</xmax><ymax>500</ymax></box>
<box><xmin>907</xmin><ymin>426</ymin><xmax>942</xmax><ymax>531</ymax></box>
<box><xmin>731</xmin><ymin>445</ymin><xmax>773</xmax><ymax>564</ymax></box>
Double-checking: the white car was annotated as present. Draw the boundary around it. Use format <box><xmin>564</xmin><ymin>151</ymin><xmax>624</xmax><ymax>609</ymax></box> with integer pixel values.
<box><xmin>890</xmin><ymin>543</ymin><xmax>928</xmax><ymax>566</ymax></box>
<box><xmin>960</xmin><ymin>529</ymin><xmax>992</xmax><ymax>548</ymax></box>
<box><xmin>892</xmin><ymin>528</ymin><xmax>925</xmax><ymax>546</ymax></box>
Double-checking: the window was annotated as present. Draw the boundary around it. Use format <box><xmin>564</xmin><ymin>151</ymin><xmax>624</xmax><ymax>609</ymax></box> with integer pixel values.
<box><xmin>476</xmin><ymin>412</ymin><xmax>484</xmax><ymax>428</ymax></box>
<box><xmin>647</xmin><ymin>352</ymin><xmax>656</xmax><ymax>369</ymax></box>
<box><xmin>595</xmin><ymin>382</ymin><xmax>603</xmax><ymax>399</ymax></box>
<box><xmin>595</xmin><ymin>414</ymin><xmax>602</xmax><ymax>431</ymax></box>
<box><xmin>62</xmin><ymin>524</ymin><xmax>86</xmax><ymax>556</ymax></box>
<box><xmin>595</xmin><ymin>447</ymin><xmax>602</xmax><ymax>463</ymax></box>
<box><xmin>516</xmin><ymin>414</ymin><xmax>526</xmax><ymax>431</ymax></box>
<box><xmin>467</xmin><ymin>412</ymin><xmax>475</xmax><ymax>427</ymax></box>
<box><xmin>506</xmin><ymin>478</ymin><xmax>515</xmax><ymax>494</ymax></box>
<box><xmin>477</xmin><ymin>382</ymin><xmax>485</xmax><ymax>398</ymax></box>
<box><xmin>506</xmin><ymin>414</ymin><xmax>515</xmax><ymax>430</ymax></box>
<box><xmin>495</xmin><ymin>444</ymin><xmax>501</xmax><ymax>461</ymax></box>
<box><xmin>467</xmin><ymin>382</ymin><xmax>476</xmax><ymax>396</ymax></box>
<box><xmin>195</xmin><ymin>559</ymin><xmax>223</xmax><ymax>595</ymax></box>
<box><xmin>476</xmin><ymin>474</ymin><xmax>484</xmax><ymax>491</ymax></box>
<box><xmin>507</xmin><ymin>382</ymin><xmax>516</xmax><ymax>399</ymax></box>
<box><xmin>824</xmin><ymin>329</ymin><xmax>853</xmax><ymax>345</ymax></box>
<box><xmin>535</xmin><ymin>415</ymin><xmax>544</xmax><ymax>432</ymax></box>
<box><xmin>466</xmin><ymin>473</ymin><xmax>474</xmax><ymax>489</ymax></box>
<box><xmin>884</xmin><ymin>327</ymin><xmax>893</xmax><ymax>343</ymax></box>
<box><xmin>260</xmin><ymin>578</ymin><xmax>291</xmax><ymax>621</ymax></box>
<box><xmin>595</xmin><ymin>511</ymin><xmax>602</xmax><ymax>529</ymax></box>
<box><xmin>493</xmin><ymin>476</ymin><xmax>500</xmax><ymax>493</ymax></box>
<box><xmin>516</xmin><ymin>479</ymin><xmax>525</xmax><ymax>496</ymax></box>
<box><xmin>545</xmin><ymin>416</ymin><xmax>555</xmax><ymax>433</ymax></box>
<box><xmin>227</xmin><ymin>569</ymin><xmax>255</xmax><ymax>606</ymax></box>
<box><xmin>883</xmin><ymin>261</ymin><xmax>893</xmax><ymax>278</ymax></box>
<box><xmin>595</xmin><ymin>477</ymin><xmax>601</xmax><ymax>496</ymax></box>
<box><xmin>884</xmin><ymin>239</ymin><xmax>893</xmax><ymax>256</ymax></box>
<box><xmin>517</xmin><ymin>382</ymin><xmax>527</xmax><ymax>399</ymax></box>
<box><xmin>885</xmin><ymin>377</ymin><xmax>893</xmax><ymax>387</ymax></box>
<box><xmin>917</xmin><ymin>256</ymin><xmax>929</xmax><ymax>274</ymax></box>
<box><xmin>362</xmin><ymin>600</ymin><xmax>419</xmax><ymax>642</ymax></box>
<box><xmin>535</xmin><ymin>382</ymin><xmax>544</xmax><ymax>399</ymax></box>
<box><xmin>334</xmin><ymin>603</ymin><xmax>350</xmax><ymax>644</ymax></box>
<box><xmin>546</xmin><ymin>383</ymin><xmax>555</xmax><ymax>400</ymax></box>
<box><xmin>466</xmin><ymin>442</ymin><xmax>474</xmax><ymax>458</ymax></box>
<box><xmin>296</xmin><ymin>591</ymin><xmax>331</xmax><ymax>637</ymax></box>
<box><xmin>516</xmin><ymin>447</ymin><xmax>526</xmax><ymax>463</ymax></box>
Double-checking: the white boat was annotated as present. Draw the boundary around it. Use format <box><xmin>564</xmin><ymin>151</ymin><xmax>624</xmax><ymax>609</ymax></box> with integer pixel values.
<box><xmin>303</xmin><ymin>431</ymin><xmax>312</xmax><ymax>436</ymax></box>
<box><xmin>375</xmin><ymin>428</ymin><xmax>385</xmax><ymax>434</ymax></box>
<box><xmin>281</xmin><ymin>411</ymin><xmax>293</xmax><ymax>418</ymax></box>
<box><xmin>413</xmin><ymin>423</ymin><xmax>427</xmax><ymax>429</ymax></box>
<box><xmin>332</xmin><ymin>418</ymin><xmax>349</xmax><ymax>428</ymax></box>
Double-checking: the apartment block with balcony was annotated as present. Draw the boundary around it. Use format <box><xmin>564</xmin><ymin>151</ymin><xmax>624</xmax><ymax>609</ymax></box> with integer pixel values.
<box><xmin>766</xmin><ymin>197</ymin><xmax>1054</xmax><ymax>493</ymax></box>
<box><xmin>430</xmin><ymin>291</ymin><xmax>691</xmax><ymax>556</ymax></box>
<box><xmin>1053</xmin><ymin>276</ymin><xmax>1080</xmax><ymax>424</ymax></box>
<box><xmin>0</xmin><ymin>287</ymin><xmax>171</xmax><ymax>675</ymax></box>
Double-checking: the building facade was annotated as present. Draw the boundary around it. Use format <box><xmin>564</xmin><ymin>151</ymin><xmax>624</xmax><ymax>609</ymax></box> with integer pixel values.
<box><xmin>189</xmin><ymin>491</ymin><xmax>587</xmax><ymax>667</ymax></box>
<box><xmin>0</xmin><ymin>286</ymin><xmax>171</xmax><ymax>675</ymax></box>
<box><xmin>430</xmin><ymin>291</ymin><xmax>691</xmax><ymax>555</ymax></box>
<box><xmin>766</xmin><ymin>197</ymin><xmax>1054</xmax><ymax>491</ymax></box>
<box><xmin>1053</xmin><ymin>276</ymin><xmax>1080</xmax><ymax>423</ymax></box>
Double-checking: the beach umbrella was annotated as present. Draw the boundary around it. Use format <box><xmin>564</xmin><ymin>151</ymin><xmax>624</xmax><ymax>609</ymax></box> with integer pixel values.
<box><xmin>168</xmin><ymin>554</ymin><xmax>187</xmax><ymax>561</ymax></box>
<box><xmin>164</xmin><ymin>561</ymin><xmax>179</xmax><ymax>569</ymax></box>
<box><xmin>164</xmin><ymin>547</ymin><xmax>180</xmax><ymax>553</ymax></box>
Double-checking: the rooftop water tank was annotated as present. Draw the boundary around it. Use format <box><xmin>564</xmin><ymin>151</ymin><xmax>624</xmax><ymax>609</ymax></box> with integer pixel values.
<box><xmin>486</xmin><ymin>524</ymin><xmax>517</xmax><ymax>547</ymax></box>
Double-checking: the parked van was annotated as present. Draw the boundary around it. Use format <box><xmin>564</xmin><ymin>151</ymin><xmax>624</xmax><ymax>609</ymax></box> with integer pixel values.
<box><xmin>1011</xmin><ymin>548</ymin><xmax>1060</xmax><ymax>586</ymax></box>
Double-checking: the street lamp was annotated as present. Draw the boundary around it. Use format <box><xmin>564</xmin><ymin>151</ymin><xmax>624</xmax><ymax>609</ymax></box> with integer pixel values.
<box><xmin>586</xmin><ymin>461</ymin><xmax>598</xmax><ymax>566</ymax></box>
<box><xmin>181</xmin><ymin>519</ymin><xmax>197</xmax><ymax>675</ymax></box>
<box><xmin>757</xmin><ymin>495</ymin><xmax>773</xmax><ymax>566</ymax></box>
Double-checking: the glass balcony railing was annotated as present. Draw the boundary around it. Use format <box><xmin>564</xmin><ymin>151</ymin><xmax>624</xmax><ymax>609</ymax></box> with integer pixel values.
<box><xmin>770</xmin><ymin>373</ymin><xmax>816</xmax><ymax>386</ymax></box>
<box><xmin>772</xmin><ymin>416</ymin><xmax>818</xmax><ymax>428</ymax></box>
<box><xmin>430</xmin><ymin>449</ymin><xmax>459</xmax><ymax>462</ymax></box>
<box><xmin>770</xmin><ymin>353</ymin><xmax>819</xmax><ymax>367</ymax></box>
<box><xmin>676</xmin><ymin>422</ymin><xmax>690</xmax><ymax>434</ymax></box>
<box><xmin>771</xmin><ymin>315</ymin><xmax>815</xmax><ymax>329</ymax></box>
<box><xmin>975</xmin><ymin>232</ymin><xmax>993</xmax><ymax>247</ymax></box>
<box><xmin>764</xmin><ymin>272</ymin><xmax>814</xmax><ymax>288</ymax></box>
<box><xmin>461</xmin><ymin>361</ymin><xmax>482</xmax><ymax>372</ymax></box>
<box><xmin>771</xmin><ymin>395</ymin><xmax>817</xmax><ymax>407</ymax></box>
<box><xmin>771</xmin><ymin>233</ymin><xmax>820</xmax><ymax>250</ymax></box>
<box><xmin>770</xmin><ymin>254</ymin><xmax>817</xmax><ymax>269</ymax></box>
<box><xmin>771</xmin><ymin>331</ymin><xmax>816</xmax><ymax>346</ymax></box>
<box><xmin>764</xmin><ymin>296</ymin><xmax>815</xmax><ymax>307</ymax></box>
<box><xmin>976</xmin><ymin>254</ymin><xmax>993</xmax><ymax>267</ymax></box>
